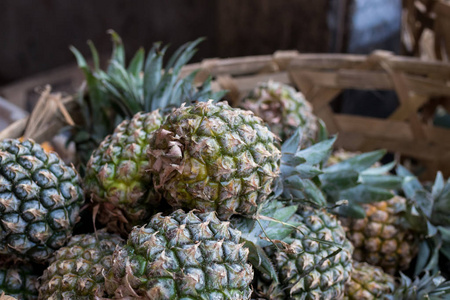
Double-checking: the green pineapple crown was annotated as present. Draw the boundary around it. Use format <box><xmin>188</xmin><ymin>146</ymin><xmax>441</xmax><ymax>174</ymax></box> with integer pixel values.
<box><xmin>397</xmin><ymin>165</ymin><xmax>450</xmax><ymax>276</ymax></box>
<box><xmin>69</xmin><ymin>31</ymin><xmax>225</xmax><ymax>167</ymax></box>
<box><xmin>322</xmin><ymin>149</ymin><xmax>402</xmax><ymax>218</ymax></box>
<box><xmin>277</xmin><ymin>129</ymin><xmax>400</xmax><ymax>217</ymax></box>
<box><xmin>390</xmin><ymin>272</ymin><xmax>450</xmax><ymax>300</ymax></box>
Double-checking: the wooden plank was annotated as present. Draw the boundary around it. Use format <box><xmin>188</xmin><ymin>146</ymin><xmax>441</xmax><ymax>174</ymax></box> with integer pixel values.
<box><xmin>273</xmin><ymin>50</ymin><xmax>300</xmax><ymax>71</ymax></box>
<box><xmin>289</xmin><ymin>54</ymin><xmax>368</xmax><ymax>70</ymax></box>
<box><xmin>218</xmin><ymin>72</ymin><xmax>290</xmax><ymax>102</ymax></box>
<box><xmin>334</xmin><ymin>114</ymin><xmax>415</xmax><ymax>141</ymax></box>
<box><xmin>291</xmin><ymin>70</ymin><xmax>337</xmax><ymax>88</ymax></box>
<box><xmin>308</xmin><ymin>87</ymin><xmax>342</xmax><ymax>111</ymax></box>
<box><xmin>200</xmin><ymin>55</ymin><xmax>274</xmax><ymax>77</ymax></box>
<box><xmin>405</xmin><ymin>75</ymin><xmax>450</xmax><ymax>96</ymax></box>
<box><xmin>384</xmin><ymin>56</ymin><xmax>450</xmax><ymax>76</ymax></box>
<box><xmin>336</xmin><ymin>132</ymin><xmax>450</xmax><ymax>161</ymax></box>
<box><xmin>330</xmin><ymin>113</ymin><xmax>450</xmax><ymax>148</ymax></box>
<box><xmin>425</xmin><ymin>125</ymin><xmax>450</xmax><ymax>147</ymax></box>
<box><xmin>289</xmin><ymin>70</ymin><xmax>317</xmax><ymax>97</ymax></box>
<box><xmin>291</xmin><ymin>69</ymin><xmax>394</xmax><ymax>90</ymax></box>
<box><xmin>336</xmin><ymin>69</ymin><xmax>394</xmax><ymax>89</ymax></box>
<box><xmin>315</xmin><ymin>105</ymin><xmax>340</xmax><ymax>133</ymax></box>
<box><xmin>388</xmin><ymin>93</ymin><xmax>429</xmax><ymax>120</ymax></box>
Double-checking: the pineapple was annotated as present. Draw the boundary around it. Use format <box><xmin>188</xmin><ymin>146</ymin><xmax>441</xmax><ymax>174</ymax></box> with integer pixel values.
<box><xmin>149</xmin><ymin>101</ymin><xmax>281</xmax><ymax>220</ymax></box>
<box><xmin>241</xmin><ymin>81</ymin><xmax>318</xmax><ymax>144</ymax></box>
<box><xmin>324</xmin><ymin>151</ymin><xmax>417</xmax><ymax>275</ymax></box>
<box><xmin>339</xmin><ymin>196</ymin><xmax>418</xmax><ymax>275</ymax></box>
<box><xmin>270</xmin><ymin>208</ymin><xmax>353</xmax><ymax>299</ymax></box>
<box><xmin>336</xmin><ymin>165</ymin><xmax>450</xmax><ymax>276</ymax></box>
<box><xmin>71</xmin><ymin>32</ymin><xmax>225</xmax><ymax>168</ymax></box>
<box><xmin>79</xmin><ymin>33</ymin><xmax>225</xmax><ymax>232</ymax></box>
<box><xmin>0</xmin><ymin>139</ymin><xmax>83</xmax><ymax>263</ymax></box>
<box><xmin>84</xmin><ymin>111</ymin><xmax>163</xmax><ymax>233</ymax></box>
<box><xmin>105</xmin><ymin>210</ymin><xmax>254</xmax><ymax>299</ymax></box>
<box><xmin>344</xmin><ymin>262</ymin><xmax>395</xmax><ymax>300</ymax></box>
<box><xmin>0</xmin><ymin>264</ymin><xmax>39</xmax><ymax>300</ymax></box>
<box><xmin>234</xmin><ymin>201</ymin><xmax>353</xmax><ymax>300</ymax></box>
<box><xmin>38</xmin><ymin>231</ymin><xmax>123</xmax><ymax>299</ymax></box>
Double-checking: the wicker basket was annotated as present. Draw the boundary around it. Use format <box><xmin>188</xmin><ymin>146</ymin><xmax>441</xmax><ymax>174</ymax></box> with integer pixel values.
<box><xmin>1</xmin><ymin>50</ymin><xmax>450</xmax><ymax>178</ymax></box>
<box><xmin>403</xmin><ymin>0</ymin><xmax>450</xmax><ymax>61</ymax></box>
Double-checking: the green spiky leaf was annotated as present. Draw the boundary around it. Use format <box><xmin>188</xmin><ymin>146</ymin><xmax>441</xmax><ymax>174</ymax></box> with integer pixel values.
<box><xmin>325</xmin><ymin>149</ymin><xmax>386</xmax><ymax>173</ymax></box>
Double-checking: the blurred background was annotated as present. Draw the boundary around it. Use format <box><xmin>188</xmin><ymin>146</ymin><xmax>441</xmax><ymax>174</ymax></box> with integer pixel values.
<box><xmin>1</xmin><ymin>0</ymin><xmax>447</xmax><ymax>127</ymax></box>
<box><xmin>1</xmin><ymin>0</ymin><xmax>450</xmax><ymax>177</ymax></box>
<box><xmin>0</xmin><ymin>0</ymin><xmax>403</xmax><ymax>86</ymax></box>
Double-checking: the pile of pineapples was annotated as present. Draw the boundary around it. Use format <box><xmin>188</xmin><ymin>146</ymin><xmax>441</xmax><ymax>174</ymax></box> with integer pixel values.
<box><xmin>1</xmin><ymin>33</ymin><xmax>450</xmax><ymax>300</ymax></box>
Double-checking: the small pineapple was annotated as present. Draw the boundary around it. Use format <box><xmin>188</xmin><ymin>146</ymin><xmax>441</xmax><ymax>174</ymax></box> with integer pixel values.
<box><xmin>0</xmin><ymin>139</ymin><xmax>83</xmax><ymax>263</ymax></box>
<box><xmin>344</xmin><ymin>262</ymin><xmax>395</xmax><ymax>300</ymax></box>
<box><xmin>270</xmin><ymin>208</ymin><xmax>353</xmax><ymax>299</ymax></box>
<box><xmin>242</xmin><ymin>81</ymin><xmax>318</xmax><ymax>144</ymax></box>
<box><xmin>38</xmin><ymin>231</ymin><xmax>123</xmax><ymax>299</ymax></box>
<box><xmin>105</xmin><ymin>210</ymin><xmax>254</xmax><ymax>299</ymax></box>
<box><xmin>84</xmin><ymin>111</ymin><xmax>163</xmax><ymax>233</ymax></box>
<box><xmin>340</xmin><ymin>196</ymin><xmax>418</xmax><ymax>275</ymax></box>
<box><xmin>325</xmin><ymin>151</ymin><xmax>417</xmax><ymax>275</ymax></box>
<box><xmin>234</xmin><ymin>202</ymin><xmax>353</xmax><ymax>300</ymax></box>
<box><xmin>0</xmin><ymin>264</ymin><xmax>39</xmax><ymax>300</ymax></box>
<box><xmin>149</xmin><ymin>101</ymin><xmax>281</xmax><ymax>220</ymax></box>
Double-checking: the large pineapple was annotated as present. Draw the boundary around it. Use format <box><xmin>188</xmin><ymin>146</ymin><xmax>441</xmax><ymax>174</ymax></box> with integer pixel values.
<box><xmin>344</xmin><ymin>262</ymin><xmax>395</xmax><ymax>300</ymax></box>
<box><xmin>0</xmin><ymin>139</ymin><xmax>83</xmax><ymax>263</ymax></box>
<box><xmin>242</xmin><ymin>81</ymin><xmax>318</xmax><ymax>144</ymax></box>
<box><xmin>79</xmin><ymin>33</ymin><xmax>225</xmax><ymax>232</ymax></box>
<box><xmin>0</xmin><ymin>264</ymin><xmax>39</xmax><ymax>300</ymax></box>
<box><xmin>38</xmin><ymin>231</ymin><xmax>123</xmax><ymax>299</ymax></box>
<box><xmin>71</xmin><ymin>32</ymin><xmax>225</xmax><ymax>168</ymax></box>
<box><xmin>149</xmin><ymin>101</ymin><xmax>281</xmax><ymax>220</ymax></box>
<box><xmin>84</xmin><ymin>111</ymin><xmax>163</xmax><ymax>233</ymax></box>
<box><xmin>339</xmin><ymin>196</ymin><xmax>418</xmax><ymax>275</ymax></box>
<box><xmin>105</xmin><ymin>210</ymin><xmax>254</xmax><ymax>299</ymax></box>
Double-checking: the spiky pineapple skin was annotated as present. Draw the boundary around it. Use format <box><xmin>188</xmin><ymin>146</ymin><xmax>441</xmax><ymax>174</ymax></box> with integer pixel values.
<box><xmin>242</xmin><ymin>81</ymin><xmax>318</xmax><ymax>144</ymax></box>
<box><xmin>38</xmin><ymin>231</ymin><xmax>123</xmax><ymax>299</ymax></box>
<box><xmin>149</xmin><ymin>101</ymin><xmax>281</xmax><ymax>220</ymax></box>
<box><xmin>85</xmin><ymin>111</ymin><xmax>163</xmax><ymax>232</ymax></box>
<box><xmin>0</xmin><ymin>264</ymin><xmax>39</xmax><ymax>300</ymax></box>
<box><xmin>340</xmin><ymin>196</ymin><xmax>418</xmax><ymax>275</ymax></box>
<box><xmin>269</xmin><ymin>208</ymin><xmax>353</xmax><ymax>300</ymax></box>
<box><xmin>0</xmin><ymin>139</ymin><xmax>83</xmax><ymax>263</ymax></box>
<box><xmin>105</xmin><ymin>209</ymin><xmax>254</xmax><ymax>299</ymax></box>
<box><xmin>344</xmin><ymin>262</ymin><xmax>395</xmax><ymax>300</ymax></box>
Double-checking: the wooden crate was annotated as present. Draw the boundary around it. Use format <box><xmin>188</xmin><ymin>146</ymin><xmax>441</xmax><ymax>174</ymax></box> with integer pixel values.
<box><xmin>1</xmin><ymin>50</ymin><xmax>450</xmax><ymax>178</ymax></box>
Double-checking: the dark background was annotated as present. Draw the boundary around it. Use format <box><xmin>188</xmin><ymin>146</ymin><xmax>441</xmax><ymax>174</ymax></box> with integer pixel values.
<box><xmin>0</xmin><ymin>0</ymin><xmax>402</xmax><ymax>86</ymax></box>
